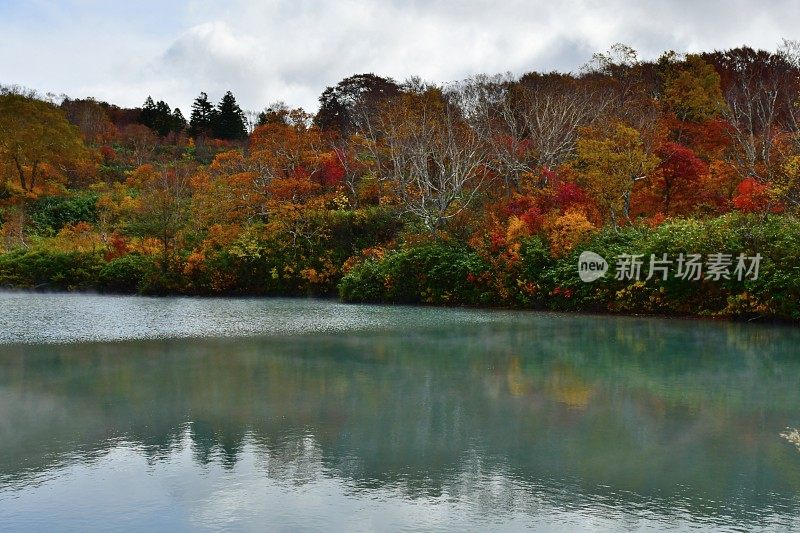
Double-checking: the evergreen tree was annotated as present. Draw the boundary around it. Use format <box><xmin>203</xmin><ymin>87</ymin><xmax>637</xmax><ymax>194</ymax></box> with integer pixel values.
<box><xmin>171</xmin><ymin>108</ymin><xmax>187</xmax><ymax>133</ymax></box>
<box><xmin>315</xmin><ymin>73</ymin><xmax>400</xmax><ymax>134</ymax></box>
<box><xmin>212</xmin><ymin>91</ymin><xmax>247</xmax><ymax>140</ymax></box>
<box><xmin>152</xmin><ymin>100</ymin><xmax>173</xmax><ymax>136</ymax></box>
<box><xmin>138</xmin><ymin>96</ymin><xmax>179</xmax><ymax>136</ymax></box>
<box><xmin>138</xmin><ymin>96</ymin><xmax>158</xmax><ymax>131</ymax></box>
<box><xmin>189</xmin><ymin>92</ymin><xmax>215</xmax><ymax>138</ymax></box>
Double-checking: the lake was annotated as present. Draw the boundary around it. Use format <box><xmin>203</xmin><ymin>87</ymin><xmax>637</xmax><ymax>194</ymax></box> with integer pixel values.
<box><xmin>0</xmin><ymin>292</ymin><xmax>799</xmax><ymax>531</ymax></box>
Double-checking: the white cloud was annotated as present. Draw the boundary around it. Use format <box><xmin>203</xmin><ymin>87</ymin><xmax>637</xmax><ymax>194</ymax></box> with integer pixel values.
<box><xmin>2</xmin><ymin>0</ymin><xmax>799</xmax><ymax>114</ymax></box>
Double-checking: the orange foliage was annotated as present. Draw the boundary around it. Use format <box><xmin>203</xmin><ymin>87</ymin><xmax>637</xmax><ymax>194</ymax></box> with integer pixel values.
<box><xmin>545</xmin><ymin>209</ymin><xmax>596</xmax><ymax>258</ymax></box>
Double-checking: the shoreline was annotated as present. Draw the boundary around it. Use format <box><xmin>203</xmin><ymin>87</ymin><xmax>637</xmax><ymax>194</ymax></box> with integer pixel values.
<box><xmin>2</xmin><ymin>287</ymin><xmax>796</xmax><ymax>327</ymax></box>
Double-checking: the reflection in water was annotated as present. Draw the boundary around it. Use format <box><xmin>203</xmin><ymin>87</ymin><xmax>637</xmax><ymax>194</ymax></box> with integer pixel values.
<box><xmin>783</xmin><ymin>429</ymin><xmax>800</xmax><ymax>453</ymax></box>
<box><xmin>0</xmin><ymin>295</ymin><xmax>799</xmax><ymax>531</ymax></box>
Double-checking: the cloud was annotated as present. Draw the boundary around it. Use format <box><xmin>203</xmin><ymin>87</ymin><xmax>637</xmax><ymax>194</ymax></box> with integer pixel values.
<box><xmin>2</xmin><ymin>0</ymin><xmax>799</xmax><ymax>114</ymax></box>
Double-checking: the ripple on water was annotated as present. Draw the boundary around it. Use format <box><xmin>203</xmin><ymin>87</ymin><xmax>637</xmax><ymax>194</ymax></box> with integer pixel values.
<box><xmin>0</xmin><ymin>292</ymin><xmax>515</xmax><ymax>345</ymax></box>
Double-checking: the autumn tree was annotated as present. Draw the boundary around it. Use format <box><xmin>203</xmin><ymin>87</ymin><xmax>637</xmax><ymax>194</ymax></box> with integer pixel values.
<box><xmin>0</xmin><ymin>93</ymin><xmax>88</xmax><ymax>192</ymax></box>
<box><xmin>575</xmin><ymin>123</ymin><xmax>659</xmax><ymax>225</ymax></box>
<box><xmin>662</xmin><ymin>54</ymin><xmax>727</xmax><ymax>124</ymax></box>
<box><xmin>458</xmin><ymin>73</ymin><xmax>612</xmax><ymax>192</ymax></box>
<box><xmin>120</xmin><ymin>124</ymin><xmax>159</xmax><ymax>167</ymax></box>
<box><xmin>654</xmin><ymin>142</ymin><xmax>707</xmax><ymax>214</ymax></box>
<box><xmin>366</xmin><ymin>83</ymin><xmax>489</xmax><ymax>233</ymax></box>
<box><xmin>129</xmin><ymin>163</ymin><xmax>193</xmax><ymax>272</ymax></box>
<box><xmin>257</xmin><ymin>101</ymin><xmax>291</xmax><ymax>126</ymax></box>
<box><xmin>60</xmin><ymin>97</ymin><xmax>116</xmax><ymax>144</ymax></box>
<box><xmin>704</xmin><ymin>47</ymin><xmax>799</xmax><ymax>180</ymax></box>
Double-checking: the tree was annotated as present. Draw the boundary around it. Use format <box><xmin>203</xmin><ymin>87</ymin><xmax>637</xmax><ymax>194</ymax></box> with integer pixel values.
<box><xmin>248</xmin><ymin>110</ymin><xmax>322</xmax><ymax>202</ymax></box>
<box><xmin>129</xmin><ymin>164</ymin><xmax>193</xmax><ymax>272</ymax></box>
<box><xmin>315</xmin><ymin>73</ymin><xmax>400</xmax><ymax>135</ymax></box>
<box><xmin>257</xmin><ymin>101</ymin><xmax>291</xmax><ymax>126</ymax></box>
<box><xmin>171</xmin><ymin>108</ymin><xmax>187</xmax><ymax>134</ymax></box>
<box><xmin>457</xmin><ymin>73</ymin><xmax>611</xmax><ymax>192</ymax></box>
<box><xmin>662</xmin><ymin>54</ymin><xmax>727</xmax><ymax>124</ymax></box>
<box><xmin>703</xmin><ymin>47</ymin><xmax>799</xmax><ymax>180</ymax></box>
<box><xmin>365</xmin><ymin>85</ymin><xmax>489</xmax><ymax>233</ymax></box>
<box><xmin>120</xmin><ymin>124</ymin><xmax>158</xmax><ymax>167</ymax></box>
<box><xmin>212</xmin><ymin>91</ymin><xmax>247</xmax><ymax>140</ymax></box>
<box><xmin>138</xmin><ymin>96</ymin><xmax>180</xmax><ymax>137</ymax></box>
<box><xmin>60</xmin><ymin>97</ymin><xmax>116</xmax><ymax>144</ymax></box>
<box><xmin>576</xmin><ymin>123</ymin><xmax>659</xmax><ymax>225</ymax></box>
<box><xmin>654</xmin><ymin>142</ymin><xmax>707</xmax><ymax>214</ymax></box>
<box><xmin>189</xmin><ymin>92</ymin><xmax>216</xmax><ymax>138</ymax></box>
<box><xmin>0</xmin><ymin>93</ymin><xmax>87</xmax><ymax>192</ymax></box>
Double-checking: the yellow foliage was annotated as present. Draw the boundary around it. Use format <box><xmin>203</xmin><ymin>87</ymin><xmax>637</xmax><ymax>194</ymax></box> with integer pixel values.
<box><xmin>127</xmin><ymin>237</ymin><xmax>162</xmax><ymax>256</ymax></box>
<box><xmin>576</xmin><ymin>123</ymin><xmax>659</xmax><ymax>223</ymax></box>
<box><xmin>505</xmin><ymin>216</ymin><xmax>530</xmax><ymax>243</ymax></box>
<box><xmin>125</xmin><ymin>164</ymin><xmax>156</xmax><ymax>188</ymax></box>
<box><xmin>545</xmin><ymin>209</ymin><xmax>596</xmax><ymax>258</ymax></box>
<box><xmin>52</xmin><ymin>222</ymin><xmax>103</xmax><ymax>253</ymax></box>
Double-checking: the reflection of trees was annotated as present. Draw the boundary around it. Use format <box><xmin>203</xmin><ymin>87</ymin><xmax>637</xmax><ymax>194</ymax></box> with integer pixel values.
<box><xmin>1</xmin><ymin>315</ymin><xmax>800</xmax><ymax>526</ymax></box>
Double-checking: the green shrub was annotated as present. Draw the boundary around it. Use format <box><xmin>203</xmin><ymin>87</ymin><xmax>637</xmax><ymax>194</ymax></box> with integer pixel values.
<box><xmin>98</xmin><ymin>254</ymin><xmax>156</xmax><ymax>293</ymax></box>
<box><xmin>0</xmin><ymin>249</ymin><xmax>104</xmax><ymax>290</ymax></box>
<box><xmin>340</xmin><ymin>214</ymin><xmax>800</xmax><ymax>321</ymax></box>
<box><xmin>340</xmin><ymin>243</ymin><xmax>490</xmax><ymax>305</ymax></box>
<box><xmin>537</xmin><ymin>213</ymin><xmax>800</xmax><ymax>320</ymax></box>
<box><xmin>28</xmin><ymin>192</ymin><xmax>98</xmax><ymax>236</ymax></box>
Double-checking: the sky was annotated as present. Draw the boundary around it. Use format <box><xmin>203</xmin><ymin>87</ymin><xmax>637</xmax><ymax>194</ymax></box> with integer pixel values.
<box><xmin>1</xmin><ymin>0</ymin><xmax>798</xmax><ymax>114</ymax></box>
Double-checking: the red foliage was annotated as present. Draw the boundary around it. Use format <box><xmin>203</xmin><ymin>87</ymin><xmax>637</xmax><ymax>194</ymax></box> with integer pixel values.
<box><xmin>732</xmin><ymin>178</ymin><xmax>782</xmax><ymax>213</ymax></box>
<box><xmin>489</xmin><ymin>229</ymin><xmax>506</xmax><ymax>252</ymax></box>
<box><xmin>503</xmin><ymin>195</ymin><xmax>537</xmax><ymax>217</ymax></box>
<box><xmin>539</xmin><ymin>166</ymin><xmax>559</xmax><ymax>185</ymax></box>
<box><xmin>99</xmin><ymin>145</ymin><xmax>117</xmax><ymax>164</ymax></box>
<box><xmin>644</xmin><ymin>212</ymin><xmax>667</xmax><ymax>227</ymax></box>
<box><xmin>318</xmin><ymin>152</ymin><xmax>345</xmax><ymax>186</ymax></box>
<box><xmin>520</xmin><ymin>206</ymin><xmax>544</xmax><ymax>232</ymax></box>
<box><xmin>666</xmin><ymin>116</ymin><xmax>732</xmax><ymax>159</ymax></box>
<box><xmin>655</xmin><ymin>142</ymin><xmax>707</xmax><ymax>214</ymax></box>
<box><xmin>553</xmin><ymin>182</ymin><xmax>589</xmax><ymax>212</ymax></box>
<box><xmin>105</xmin><ymin>232</ymin><xmax>129</xmax><ymax>261</ymax></box>
<box><xmin>494</xmin><ymin>135</ymin><xmax>531</xmax><ymax>158</ymax></box>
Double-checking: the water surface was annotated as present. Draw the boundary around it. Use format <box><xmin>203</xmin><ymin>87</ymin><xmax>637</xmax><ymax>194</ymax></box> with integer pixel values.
<box><xmin>1</xmin><ymin>293</ymin><xmax>799</xmax><ymax>531</ymax></box>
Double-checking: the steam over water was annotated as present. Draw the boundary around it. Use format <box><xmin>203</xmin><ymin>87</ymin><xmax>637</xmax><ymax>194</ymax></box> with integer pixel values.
<box><xmin>1</xmin><ymin>293</ymin><xmax>799</xmax><ymax>531</ymax></box>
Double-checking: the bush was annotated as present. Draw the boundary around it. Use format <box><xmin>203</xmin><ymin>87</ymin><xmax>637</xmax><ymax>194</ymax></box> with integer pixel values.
<box><xmin>0</xmin><ymin>249</ymin><xmax>104</xmax><ymax>290</ymax></box>
<box><xmin>28</xmin><ymin>192</ymin><xmax>98</xmax><ymax>236</ymax></box>
<box><xmin>98</xmin><ymin>254</ymin><xmax>156</xmax><ymax>293</ymax></box>
<box><xmin>536</xmin><ymin>213</ymin><xmax>800</xmax><ymax>320</ymax></box>
<box><xmin>340</xmin><ymin>214</ymin><xmax>800</xmax><ymax>321</ymax></box>
<box><xmin>339</xmin><ymin>242</ymin><xmax>490</xmax><ymax>305</ymax></box>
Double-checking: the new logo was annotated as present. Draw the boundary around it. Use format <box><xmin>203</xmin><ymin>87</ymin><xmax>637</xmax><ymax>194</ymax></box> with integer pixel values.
<box><xmin>578</xmin><ymin>251</ymin><xmax>608</xmax><ymax>282</ymax></box>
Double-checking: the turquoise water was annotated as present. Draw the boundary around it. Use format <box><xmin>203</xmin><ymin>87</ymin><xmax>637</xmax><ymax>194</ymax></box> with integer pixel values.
<box><xmin>0</xmin><ymin>293</ymin><xmax>799</xmax><ymax>531</ymax></box>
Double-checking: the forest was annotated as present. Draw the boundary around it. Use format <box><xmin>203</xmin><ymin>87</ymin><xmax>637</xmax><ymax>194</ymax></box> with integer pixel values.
<box><xmin>1</xmin><ymin>44</ymin><xmax>800</xmax><ymax>321</ymax></box>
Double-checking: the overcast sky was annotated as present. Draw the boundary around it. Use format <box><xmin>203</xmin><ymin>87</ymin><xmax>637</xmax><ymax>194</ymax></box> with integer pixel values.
<box><xmin>1</xmin><ymin>0</ymin><xmax>798</xmax><ymax>114</ymax></box>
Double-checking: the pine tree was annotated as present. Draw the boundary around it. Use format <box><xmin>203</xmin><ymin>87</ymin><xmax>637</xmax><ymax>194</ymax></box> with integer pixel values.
<box><xmin>152</xmin><ymin>100</ymin><xmax>173</xmax><ymax>136</ymax></box>
<box><xmin>212</xmin><ymin>91</ymin><xmax>247</xmax><ymax>140</ymax></box>
<box><xmin>138</xmin><ymin>96</ymin><xmax>158</xmax><ymax>131</ymax></box>
<box><xmin>172</xmin><ymin>108</ymin><xmax>187</xmax><ymax>133</ymax></box>
<box><xmin>138</xmin><ymin>97</ymin><xmax>180</xmax><ymax>136</ymax></box>
<box><xmin>189</xmin><ymin>92</ymin><xmax>215</xmax><ymax>138</ymax></box>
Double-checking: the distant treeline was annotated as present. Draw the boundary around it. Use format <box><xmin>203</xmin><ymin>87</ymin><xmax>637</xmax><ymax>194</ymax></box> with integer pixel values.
<box><xmin>1</xmin><ymin>44</ymin><xmax>800</xmax><ymax>321</ymax></box>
